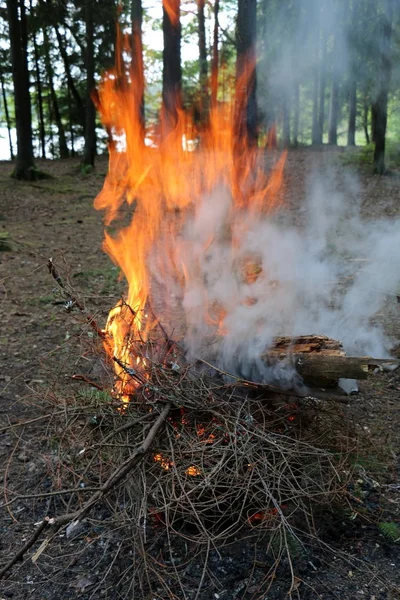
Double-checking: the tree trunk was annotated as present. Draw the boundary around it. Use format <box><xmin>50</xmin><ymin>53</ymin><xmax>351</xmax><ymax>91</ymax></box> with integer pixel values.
<box><xmin>292</xmin><ymin>82</ymin><xmax>299</xmax><ymax>147</ymax></box>
<box><xmin>373</xmin><ymin>0</ymin><xmax>393</xmax><ymax>174</ymax></box>
<box><xmin>328</xmin><ymin>78</ymin><xmax>340</xmax><ymax>145</ymax></box>
<box><xmin>162</xmin><ymin>0</ymin><xmax>182</xmax><ymax>134</ymax></box>
<box><xmin>211</xmin><ymin>0</ymin><xmax>219</xmax><ymax>109</ymax></box>
<box><xmin>0</xmin><ymin>69</ymin><xmax>14</xmax><ymax>160</ymax></box>
<box><xmin>32</xmin><ymin>36</ymin><xmax>46</xmax><ymax>159</ymax></box>
<box><xmin>282</xmin><ymin>95</ymin><xmax>290</xmax><ymax>147</ymax></box>
<box><xmin>54</xmin><ymin>23</ymin><xmax>85</xmax><ymax>127</ymax></box>
<box><xmin>311</xmin><ymin>68</ymin><xmax>320</xmax><ymax>145</ymax></box>
<box><xmin>235</xmin><ymin>0</ymin><xmax>258</xmax><ymax>145</ymax></box>
<box><xmin>362</xmin><ymin>101</ymin><xmax>370</xmax><ymax>145</ymax></box>
<box><xmin>42</xmin><ymin>26</ymin><xmax>69</xmax><ymax>158</ymax></box>
<box><xmin>197</xmin><ymin>0</ymin><xmax>208</xmax><ymax>117</ymax></box>
<box><xmin>6</xmin><ymin>0</ymin><xmax>36</xmax><ymax>179</ymax></box>
<box><xmin>67</xmin><ymin>86</ymin><xmax>75</xmax><ymax>156</ymax></box>
<box><xmin>82</xmin><ymin>0</ymin><xmax>96</xmax><ymax>168</ymax></box>
<box><xmin>30</xmin><ymin>0</ymin><xmax>46</xmax><ymax>159</ymax></box>
<box><xmin>318</xmin><ymin>33</ymin><xmax>327</xmax><ymax>144</ymax></box>
<box><xmin>347</xmin><ymin>81</ymin><xmax>357</xmax><ymax>146</ymax></box>
<box><xmin>371</xmin><ymin>103</ymin><xmax>377</xmax><ymax>143</ymax></box>
<box><xmin>131</xmin><ymin>0</ymin><xmax>145</xmax><ymax>135</ymax></box>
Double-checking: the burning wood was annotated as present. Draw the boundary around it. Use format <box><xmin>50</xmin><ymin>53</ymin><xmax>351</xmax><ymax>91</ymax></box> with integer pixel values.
<box><xmin>263</xmin><ymin>335</ymin><xmax>399</xmax><ymax>389</ymax></box>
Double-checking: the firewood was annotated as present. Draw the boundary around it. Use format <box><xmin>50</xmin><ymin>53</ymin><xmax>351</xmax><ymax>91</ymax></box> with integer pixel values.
<box><xmin>263</xmin><ymin>335</ymin><xmax>399</xmax><ymax>388</ymax></box>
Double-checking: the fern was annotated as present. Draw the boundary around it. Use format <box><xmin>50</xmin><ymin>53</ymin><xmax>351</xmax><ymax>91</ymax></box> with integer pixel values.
<box><xmin>378</xmin><ymin>521</ymin><xmax>400</xmax><ymax>543</ymax></box>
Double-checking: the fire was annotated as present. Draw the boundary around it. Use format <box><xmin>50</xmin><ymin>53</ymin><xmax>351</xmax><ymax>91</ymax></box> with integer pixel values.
<box><xmin>94</xmin><ymin>27</ymin><xmax>286</xmax><ymax>400</ymax></box>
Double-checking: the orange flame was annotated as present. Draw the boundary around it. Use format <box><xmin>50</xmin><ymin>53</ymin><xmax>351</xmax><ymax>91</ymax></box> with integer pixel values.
<box><xmin>163</xmin><ymin>0</ymin><xmax>180</xmax><ymax>27</ymax></box>
<box><xmin>94</xmin><ymin>25</ymin><xmax>286</xmax><ymax>399</ymax></box>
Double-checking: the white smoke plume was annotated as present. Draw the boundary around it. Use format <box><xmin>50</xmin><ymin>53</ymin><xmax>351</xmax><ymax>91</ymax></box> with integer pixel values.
<box><xmin>149</xmin><ymin>164</ymin><xmax>400</xmax><ymax>387</ymax></box>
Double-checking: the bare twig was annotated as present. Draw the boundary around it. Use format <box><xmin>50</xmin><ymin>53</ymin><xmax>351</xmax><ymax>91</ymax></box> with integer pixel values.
<box><xmin>0</xmin><ymin>403</ymin><xmax>171</xmax><ymax>580</ymax></box>
<box><xmin>47</xmin><ymin>258</ymin><xmax>105</xmax><ymax>339</ymax></box>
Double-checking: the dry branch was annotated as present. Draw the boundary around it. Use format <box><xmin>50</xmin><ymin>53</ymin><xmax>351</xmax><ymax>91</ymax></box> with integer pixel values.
<box><xmin>47</xmin><ymin>258</ymin><xmax>105</xmax><ymax>339</ymax></box>
<box><xmin>0</xmin><ymin>402</ymin><xmax>171</xmax><ymax>580</ymax></box>
<box><xmin>263</xmin><ymin>335</ymin><xmax>399</xmax><ymax>388</ymax></box>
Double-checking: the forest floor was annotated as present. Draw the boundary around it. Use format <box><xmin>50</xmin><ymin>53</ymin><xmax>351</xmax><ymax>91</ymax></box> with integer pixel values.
<box><xmin>0</xmin><ymin>147</ymin><xmax>399</xmax><ymax>599</ymax></box>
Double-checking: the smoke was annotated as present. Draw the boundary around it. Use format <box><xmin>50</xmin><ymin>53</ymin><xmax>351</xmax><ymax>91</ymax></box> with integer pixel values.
<box><xmin>149</xmin><ymin>163</ymin><xmax>400</xmax><ymax>386</ymax></box>
<box><xmin>256</xmin><ymin>0</ymin><xmax>387</xmax><ymax>143</ymax></box>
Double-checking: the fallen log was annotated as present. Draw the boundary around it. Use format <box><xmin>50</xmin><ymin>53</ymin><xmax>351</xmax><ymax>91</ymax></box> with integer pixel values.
<box><xmin>263</xmin><ymin>335</ymin><xmax>399</xmax><ymax>388</ymax></box>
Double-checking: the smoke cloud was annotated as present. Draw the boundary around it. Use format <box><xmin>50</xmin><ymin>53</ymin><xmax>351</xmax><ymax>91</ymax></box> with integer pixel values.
<box><xmin>149</xmin><ymin>162</ymin><xmax>400</xmax><ymax>387</ymax></box>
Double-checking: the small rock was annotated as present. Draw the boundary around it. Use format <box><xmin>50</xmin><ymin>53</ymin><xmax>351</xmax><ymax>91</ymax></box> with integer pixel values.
<box><xmin>17</xmin><ymin>451</ymin><xmax>30</xmax><ymax>462</ymax></box>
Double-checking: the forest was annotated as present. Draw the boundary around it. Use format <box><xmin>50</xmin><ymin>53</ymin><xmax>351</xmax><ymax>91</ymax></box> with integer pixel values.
<box><xmin>0</xmin><ymin>1</ymin><xmax>400</xmax><ymax>599</ymax></box>
<box><xmin>1</xmin><ymin>0</ymin><xmax>399</xmax><ymax>177</ymax></box>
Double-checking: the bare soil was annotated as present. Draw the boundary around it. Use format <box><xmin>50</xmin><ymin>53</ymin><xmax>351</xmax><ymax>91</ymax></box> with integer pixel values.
<box><xmin>0</xmin><ymin>149</ymin><xmax>399</xmax><ymax>599</ymax></box>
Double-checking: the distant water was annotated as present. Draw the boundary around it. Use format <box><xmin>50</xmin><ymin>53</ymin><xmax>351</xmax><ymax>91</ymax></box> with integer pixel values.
<box><xmin>0</xmin><ymin>127</ymin><xmax>16</xmax><ymax>160</ymax></box>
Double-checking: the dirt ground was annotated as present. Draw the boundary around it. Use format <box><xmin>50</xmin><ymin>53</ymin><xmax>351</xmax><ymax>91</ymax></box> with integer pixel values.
<box><xmin>0</xmin><ymin>148</ymin><xmax>399</xmax><ymax>599</ymax></box>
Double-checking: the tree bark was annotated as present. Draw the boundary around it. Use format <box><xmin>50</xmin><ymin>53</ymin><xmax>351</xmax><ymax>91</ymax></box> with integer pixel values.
<box><xmin>347</xmin><ymin>81</ymin><xmax>357</xmax><ymax>146</ymax></box>
<box><xmin>39</xmin><ymin>3</ymin><xmax>69</xmax><ymax>159</ymax></box>
<box><xmin>292</xmin><ymin>82</ymin><xmax>299</xmax><ymax>147</ymax></box>
<box><xmin>328</xmin><ymin>78</ymin><xmax>340</xmax><ymax>145</ymax></box>
<box><xmin>30</xmin><ymin>0</ymin><xmax>46</xmax><ymax>159</ymax></box>
<box><xmin>362</xmin><ymin>101</ymin><xmax>370</xmax><ymax>144</ymax></box>
<box><xmin>318</xmin><ymin>31</ymin><xmax>327</xmax><ymax>144</ymax></box>
<box><xmin>262</xmin><ymin>335</ymin><xmax>398</xmax><ymax>388</ymax></box>
<box><xmin>82</xmin><ymin>0</ymin><xmax>96</xmax><ymax>168</ymax></box>
<box><xmin>0</xmin><ymin>69</ymin><xmax>14</xmax><ymax>160</ymax></box>
<box><xmin>373</xmin><ymin>0</ymin><xmax>393</xmax><ymax>175</ymax></box>
<box><xmin>131</xmin><ymin>0</ymin><xmax>145</xmax><ymax>135</ymax></box>
<box><xmin>197</xmin><ymin>0</ymin><xmax>208</xmax><ymax>117</ymax></box>
<box><xmin>235</xmin><ymin>0</ymin><xmax>258</xmax><ymax>145</ymax></box>
<box><xmin>282</xmin><ymin>95</ymin><xmax>290</xmax><ymax>147</ymax></box>
<box><xmin>6</xmin><ymin>0</ymin><xmax>36</xmax><ymax>179</ymax></box>
<box><xmin>311</xmin><ymin>68</ymin><xmax>320</xmax><ymax>145</ymax></box>
<box><xmin>54</xmin><ymin>23</ymin><xmax>85</xmax><ymax>127</ymax></box>
<box><xmin>162</xmin><ymin>0</ymin><xmax>182</xmax><ymax>134</ymax></box>
<box><xmin>211</xmin><ymin>0</ymin><xmax>219</xmax><ymax>109</ymax></box>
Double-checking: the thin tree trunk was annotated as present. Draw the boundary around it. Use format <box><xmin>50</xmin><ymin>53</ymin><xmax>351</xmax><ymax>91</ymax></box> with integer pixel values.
<box><xmin>328</xmin><ymin>78</ymin><xmax>340</xmax><ymax>145</ymax></box>
<box><xmin>362</xmin><ymin>101</ymin><xmax>370</xmax><ymax>144</ymax></box>
<box><xmin>0</xmin><ymin>69</ymin><xmax>14</xmax><ymax>160</ymax></box>
<box><xmin>6</xmin><ymin>0</ymin><xmax>36</xmax><ymax>179</ymax></box>
<box><xmin>131</xmin><ymin>0</ymin><xmax>145</xmax><ymax>136</ymax></box>
<box><xmin>67</xmin><ymin>86</ymin><xmax>75</xmax><ymax>156</ymax></box>
<box><xmin>372</xmin><ymin>0</ymin><xmax>393</xmax><ymax>174</ymax></box>
<box><xmin>292</xmin><ymin>82</ymin><xmax>299</xmax><ymax>147</ymax></box>
<box><xmin>54</xmin><ymin>23</ymin><xmax>85</xmax><ymax>127</ymax></box>
<box><xmin>311</xmin><ymin>68</ymin><xmax>320</xmax><ymax>145</ymax></box>
<box><xmin>282</xmin><ymin>95</ymin><xmax>290</xmax><ymax>147</ymax></box>
<box><xmin>347</xmin><ymin>81</ymin><xmax>357</xmax><ymax>146</ymax></box>
<box><xmin>373</xmin><ymin>0</ymin><xmax>393</xmax><ymax>174</ymax></box>
<box><xmin>198</xmin><ymin>0</ymin><xmax>208</xmax><ymax>118</ymax></box>
<box><xmin>40</xmin><ymin>15</ymin><xmax>69</xmax><ymax>159</ymax></box>
<box><xmin>236</xmin><ymin>0</ymin><xmax>258</xmax><ymax>145</ymax></box>
<box><xmin>211</xmin><ymin>0</ymin><xmax>219</xmax><ymax>109</ymax></box>
<box><xmin>30</xmin><ymin>0</ymin><xmax>46</xmax><ymax>159</ymax></box>
<box><xmin>82</xmin><ymin>0</ymin><xmax>96</xmax><ymax>168</ymax></box>
<box><xmin>162</xmin><ymin>0</ymin><xmax>182</xmax><ymax>134</ymax></box>
<box><xmin>46</xmin><ymin>91</ymin><xmax>55</xmax><ymax>157</ymax></box>
<box><xmin>370</xmin><ymin>103</ymin><xmax>377</xmax><ymax>143</ymax></box>
<box><xmin>318</xmin><ymin>33</ymin><xmax>327</xmax><ymax>144</ymax></box>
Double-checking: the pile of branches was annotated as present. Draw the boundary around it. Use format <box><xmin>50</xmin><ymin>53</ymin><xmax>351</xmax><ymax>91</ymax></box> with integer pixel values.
<box><xmin>0</xmin><ymin>272</ymin><xmax>358</xmax><ymax>597</ymax></box>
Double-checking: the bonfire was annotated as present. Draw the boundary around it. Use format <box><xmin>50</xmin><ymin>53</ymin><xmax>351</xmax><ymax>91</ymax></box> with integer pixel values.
<box><xmin>2</xmin><ymin>21</ymin><xmax>398</xmax><ymax>600</ymax></box>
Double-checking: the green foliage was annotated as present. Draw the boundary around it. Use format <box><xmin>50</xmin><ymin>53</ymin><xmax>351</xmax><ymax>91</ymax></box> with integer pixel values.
<box><xmin>0</xmin><ymin>230</ymin><xmax>12</xmax><ymax>251</ymax></box>
<box><xmin>340</xmin><ymin>142</ymin><xmax>400</xmax><ymax>170</ymax></box>
<box><xmin>76</xmin><ymin>387</ymin><xmax>113</xmax><ymax>407</ymax></box>
<box><xmin>378</xmin><ymin>521</ymin><xmax>400</xmax><ymax>543</ymax></box>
